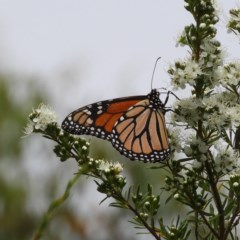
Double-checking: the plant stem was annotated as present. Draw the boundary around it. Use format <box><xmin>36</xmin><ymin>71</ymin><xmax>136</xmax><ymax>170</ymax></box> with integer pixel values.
<box><xmin>195</xmin><ymin>212</ymin><xmax>199</xmax><ymax>240</ymax></box>
<box><xmin>126</xmin><ymin>202</ymin><xmax>162</xmax><ymax>240</ymax></box>
<box><xmin>224</xmin><ymin>200</ymin><xmax>240</xmax><ymax>239</ymax></box>
<box><xmin>204</xmin><ymin>160</ymin><xmax>225</xmax><ymax>240</ymax></box>
<box><xmin>198</xmin><ymin>210</ymin><xmax>219</xmax><ymax>238</ymax></box>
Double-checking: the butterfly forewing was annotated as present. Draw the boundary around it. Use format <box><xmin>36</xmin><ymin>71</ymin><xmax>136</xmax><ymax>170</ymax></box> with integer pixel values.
<box><xmin>62</xmin><ymin>96</ymin><xmax>146</xmax><ymax>140</ymax></box>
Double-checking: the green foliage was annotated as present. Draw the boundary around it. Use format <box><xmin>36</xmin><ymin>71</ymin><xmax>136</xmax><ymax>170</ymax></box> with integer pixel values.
<box><xmin>0</xmin><ymin>78</ymin><xmax>42</xmax><ymax>157</ymax></box>
<box><xmin>0</xmin><ymin>77</ymin><xmax>44</xmax><ymax>240</ymax></box>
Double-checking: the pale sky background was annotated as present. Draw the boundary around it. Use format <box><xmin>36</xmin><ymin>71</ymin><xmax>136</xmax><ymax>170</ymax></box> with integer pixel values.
<box><xmin>1</xmin><ymin>1</ymin><xmax>239</xmax><ymax>239</ymax></box>
<box><xmin>0</xmin><ymin>0</ymin><xmax>239</xmax><ymax>108</ymax></box>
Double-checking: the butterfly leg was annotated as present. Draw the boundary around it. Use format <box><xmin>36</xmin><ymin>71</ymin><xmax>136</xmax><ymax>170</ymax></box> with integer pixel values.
<box><xmin>163</xmin><ymin>91</ymin><xmax>180</xmax><ymax>106</ymax></box>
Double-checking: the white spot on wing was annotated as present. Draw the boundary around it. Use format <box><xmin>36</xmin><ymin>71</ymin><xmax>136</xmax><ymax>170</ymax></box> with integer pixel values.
<box><xmin>86</xmin><ymin>118</ymin><xmax>93</xmax><ymax>124</ymax></box>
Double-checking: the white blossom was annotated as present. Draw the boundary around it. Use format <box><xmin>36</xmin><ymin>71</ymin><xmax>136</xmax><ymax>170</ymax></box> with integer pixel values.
<box><xmin>172</xmin><ymin>98</ymin><xmax>203</xmax><ymax>126</ymax></box>
<box><xmin>216</xmin><ymin>62</ymin><xmax>240</xmax><ymax>87</ymax></box>
<box><xmin>98</xmin><ymin>161</ymin><xmax>123</xmax><ymax>174</ymax></box>
<box><xmin>201</xmin><ymin>94</ymin><xmax>240</xmax><ymax>130</ymax></box>
<box><xmin>82</xmin><ymin>146</ymin><xmax>88</xmax><ymax>151</ymax></box>
<box><xmin>233</xmin><ymin>182</ymin><xmax>239</xmax><ymax>187</ymax></box>
<box><xmin>218</xmin><ymin>91</ymin><xmax>238</xmax><ymax>107</ymax></box>
<box><xmin>169</xmin><ymin>59</ymin><xmax>203</xmax><ymax>90</ymax></box>
<box><xmin>205</xmin><ymin>110</ymin><xmax>231</xmax><ymax>130</ymax></box>
<box><xmin>24</xmin><ymin>103</ymin><xmax>58</xmax><ymax>136</ymax></box>
<box><xmin>203</xmin><ymin>99</ymin><xmax>240</xmax><ymax>130</ymax></box>
<box><xmin>145</xmin><ymin>201</ymin><xmax>150</xmax><ymax>206</ymax></box>
<box><xmin>167</xmin><ymin>128</ymin><xmax>182</xmax><ymax>152</ymax></box>
<box><xmin>98</xmin><ymin>161</ymin><xmax>111</xmax><ymax>172</ymax></box>
<box><xmin>23</xmin><ymin>123</ymin><xmax>34</xmax><ymax>136</ymax></box>
<box><xmin>113</xmin><ymin>162</ymin><xmax>124</xmax><ymax>173</ymax></box>
<box><xmin>184</xmin><ymin>135</ymin><xmax>208</xmax><ymax>160</ymax></box>
<box><xmin>202</xmin><ymin>95</ymin><xmax>219</xmax><ymax>110</ymax></box>
<box><xmin>214</xmin><ymin>147</ymin><xmax>240</xmax><ymax>173</ymax></box>
<box><xmin>199</xmin><ymin>38</ymin><xmax>224</xmax><ymax>85</ymax></box>
<box><xmin>200</xmin><ymin>23</ymin><xmax>206</xmax><ymax>29</ymax></box>
<box><xmin>173</xmin><ymin>193</ymin><xmax>180</xmax><ymax>199</ymax></box>
<box><xmin>185</xmin><ymin>61</ymin><xmax>202</xmax><ymax>79</ymax></box>
<box><xmin>227</xmin><ymin>106</ymin><xmax>240</xmax><ymax>127</ymax></box>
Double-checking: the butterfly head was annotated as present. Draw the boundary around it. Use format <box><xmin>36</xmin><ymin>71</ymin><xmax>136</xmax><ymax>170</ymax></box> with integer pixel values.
<box><xmin>148</xmin><ymin>89</ymin><xmax>164</xmax><ymax>111</ymax></box>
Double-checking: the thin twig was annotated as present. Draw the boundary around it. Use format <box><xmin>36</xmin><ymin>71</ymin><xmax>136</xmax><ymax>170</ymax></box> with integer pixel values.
<box><xmin>198</xmin><ymin>210</ymin><xmax>219</xmax><ymax>238</ymax></box>
<box><xmin>195</xmin><ymin>211</ymin><xmax>199</xmax><ymax>240</ymax></box>
<box><xmin>126</xmin><ymin>202</ymin><xmax>162</xmax><ymax>240</ymax></box>
<box><xmin>204</xmin><ymin>160</ymin><xmax>225</xmax><ymax>240</ymax></box>
<box><xmin>224</xmin><ymin>201</ymin><xmax>240</xmax><ymax>239</ymax></box>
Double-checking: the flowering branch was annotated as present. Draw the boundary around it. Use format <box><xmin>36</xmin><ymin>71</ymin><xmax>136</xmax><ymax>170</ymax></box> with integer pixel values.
<box><xmin>25</xmin><ymin>103</ymin><xmax>190</xmax><ymax>240</ymax></box>
<box><xmin>168</xmin><ymin>0</ymin><xmax>240</xmax><ymax>239</ymax></box>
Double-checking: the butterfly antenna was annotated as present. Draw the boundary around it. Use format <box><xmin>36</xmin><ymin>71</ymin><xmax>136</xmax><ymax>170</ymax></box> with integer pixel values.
<box><xmin>151</xmin><ymin>57</ymin><xmax>161</xmax><ymax>90</ymax></box>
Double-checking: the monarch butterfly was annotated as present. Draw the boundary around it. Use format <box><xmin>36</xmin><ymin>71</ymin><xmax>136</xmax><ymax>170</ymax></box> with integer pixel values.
<box><xmin>62</xmin><ymin>88</ymin><xmax>173</xmax><ymax>163</ymax></box>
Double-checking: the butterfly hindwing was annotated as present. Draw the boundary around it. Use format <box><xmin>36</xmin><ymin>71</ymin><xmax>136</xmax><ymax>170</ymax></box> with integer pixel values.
<box><xmin>111</xmin><ymin>92</ymin><xmax>171</xmax><ymax>162</ymax></box>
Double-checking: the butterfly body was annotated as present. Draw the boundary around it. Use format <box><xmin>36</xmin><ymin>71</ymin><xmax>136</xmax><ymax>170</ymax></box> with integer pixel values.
<box><xmin>62</xmin><ymin>89</ymin><xmax>171</xmax><ymax>162</ymax></box>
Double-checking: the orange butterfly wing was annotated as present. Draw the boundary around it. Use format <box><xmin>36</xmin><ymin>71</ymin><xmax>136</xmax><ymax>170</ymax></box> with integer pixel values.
<box><xmin>62</xmin><ymin>96</ymin><xmax>146</xmax><ymax>140</ymax></box>
<box><xmin>111</xmin><ymin>98</ymin><xmax>170</xmax><ymax>162</ymax></box>
<box><xmin>62</xmin><ymin>89</ymin><xmax>171</xmax><ymax>162</ymax></box>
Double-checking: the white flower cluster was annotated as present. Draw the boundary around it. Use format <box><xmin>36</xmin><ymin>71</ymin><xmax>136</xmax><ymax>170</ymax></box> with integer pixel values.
<box><xmin>227</xmin><ymin>106</ymin><xmax>240</xmax><ymax>127</ymax></box>
<box><xmin>167</xmin><ymin>128</ymin><xmax>182</xmax><ymax>153</ymax></box>
<box><xmin>213</xmin><ymin>144</ymin><xmax>240</xmax><ymax>173</ymax></box>
<box><xmin>170</xmin><ymin>38</ymin><xmax>223</xmax><ymax>90</ymax></box>
<box><xmin>199</xmin><ymin>38</ymin><xmax>223</xmax><ymax>82</ymax></box>
<box><xmin>202</xmin><ymin>95</ymin><xmax>232</xmax><ymax>130</ymax></box>
<box><xmin>214</xmin><ymin>91</ymin><xmax>237</xmax><ymax>107</ymax></box>
<box><xmin>183</xmin><ymin>138</ymin><xmax>240</xmax><ymax>172</ymax></box>
<box><xmin>216</xmin><ymin>62</ymin><xmax>240</xmax><ymax>87</ymax></box>
<box><xmin>184</xmin><ymin>136</ymin><xmax>208</xmax><ymax>162</ymax></box>
<box><xmin>98</xmin><ymin>160</ymin><xmax>123</xmax><ymax>175</ymax></box>
<box><xmin>24</xmin><ymin>103</ymin><xmax>58</xmax><ymax>135</ymax></box>
<box><xmin>203</xmin><ymin>93</ymin><xmax>240</xmax><ymax>130</ymax></box>
<box><xmin>168</xmin><ymin>5</ymin><xmax>240</xmax><ymax>175</ymax></box>
<box><xmin>202</xmin><ymin>94</ymin><xmax>219</xmax><ymax>110</ymax></box>
<box><xmin>173</xmin><ymin>92</ymin><xmax>240</xmax><ymax>131</ymax></box>
<box><xmin>205</xmin><ymin>110</ymin><xmax>231</xmax><ymax>130</ymax></box>
<box><xmin>172</xmin><ymin>98</ymin><xmax>203</xmax><ymax>127</ymax></box>
<box><xmin>229</xmin><ymin>174</ymin><xmax>240</xmax><ymax>187</ymax></box>
<box><xmin>227</xmin><ymin>8</ymin><xmax>240</xmax><ymax>33</ymax></box>
<box><xmin>169</xmin><ymin>60</ymin><xmax>203</xmax><ymax>90</ymax></box>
